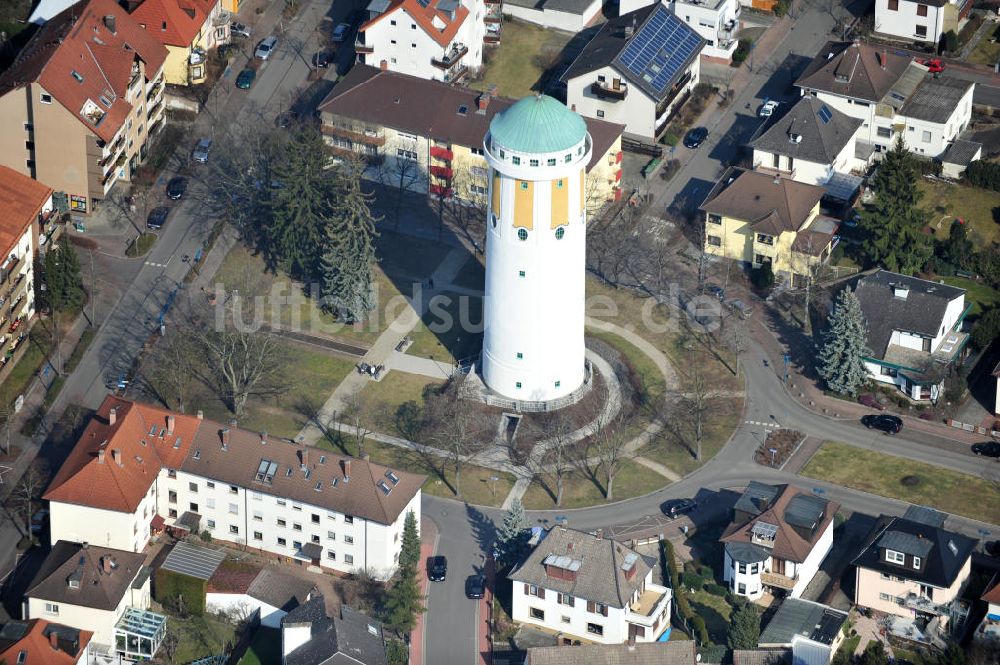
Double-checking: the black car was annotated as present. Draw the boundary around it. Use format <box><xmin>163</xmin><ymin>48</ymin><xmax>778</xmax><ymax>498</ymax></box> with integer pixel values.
<box><xmin>972</xmin><ymin>441</ymin><xmax>1000</xmax><ymax>458</ymax></box>
<box><xmin>466</xmin><ymin>574</ymin><xmax>485</xmax><ymax>599</ymax></box>
<box><xmin>166</xmin><ymin>176</ymin><xmax>187</xmax><ymax>200</ymax></box>
<box><xmin>861</xmin><ymin>414</ymin><xmax>903</xmax><ymax>434</ymax></box>
<box><xmin>704</xmin><ymin>284</ymin><xmax>724</xmax><ymax>302</ymax></box>
<box><xmin>985</xmin><ymin>540</ymin><xmax>1000</xmax><ymax>557</ymax></box>
<box><xmin>428</xmin><ymin>555</ymin><xmax>447</xmax><ymax>582</ymax></box>
<box><xmin>146</xmin><ymin>206</ymin><xmax>170</xmax><ymax>230</ymax></box>
<box><xmin>313</xmin><ymin>50</ymin><xmax>330</xmax><ymax>68</ymax></box>
<box><xmin>663</xmin><ymin>498</ymin><xmax>697</xmax><ymax>519</ymax></box>
<box><xmin>683</xmin><ymin>127</ymin><xmax>708</xmax><ymax>149</ymax></box>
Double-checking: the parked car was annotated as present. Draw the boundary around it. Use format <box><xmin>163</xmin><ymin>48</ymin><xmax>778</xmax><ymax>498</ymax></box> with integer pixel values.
<box><xmin>166</xmin><ymin>176</ymin><xmax>187</xmax><ymax>200</ymax></box>
<box><xmin>255</xmin><ymin>36</ymin><xmax>278</xmax><ymax>60</ymax></box>
<box><xmin>759</xmin><ymin>99</ymin><xmax>779</xmax><ymax>117</ymax></box>
<box><xmin>235</xmin><ymin>68</ymin><xmax>256</xmax><ymax>89</ymax></box>
<box><xmin>192</xmin><ymin>137</ymin><xmax>213</xmax><ymax>163</ymax></box>
<box><xmin>918</xmin><ymin>58</ymin><xmax>944</xmax><ymax>74</ymax></box>
<box><xmin>972</xmin><ymin>441</ymin><xmax>1000</xmax><ymax>458</ymax></box>
<box><xmin>861</xmin><ymin>414</ymin><xmax>903</xmax><ymax>434</ymax></box>
<box><xmin>683</xmin><ymin>127</ymin><xmax>708</xmax><ymax>149</ymax></box>
<box><xmin>231</xmin><ymin>22</ymin><xmax>251</xmax><ymax>38</ymax></box>
<box><xmin>146</xmin><ymin>206</ymin><xmax>170</xmax><ymax>230</ymax></box>
<box><xmin>313</xmin><ymin>50</ymin><xmax>330</xmax><ymax>68</ymax></box>
<box><xmin>465</xmin><ymin>574</ymin><xmax>485</xmax><ymax>599</ymax></box>
<box><xmin>428</xmin><ymin>555</ymin><xmax>447</xmax><ymax>582</ymax></box>
<box><xmin>726</xmin><ymin>299</ymin><xmax>753</xmax><ymax>320</ymax></box>
<box><xmin>332</xmin><ymin>22</ymin><xmax>351</xmax><ymax>43</ymax></box>
<box><xmin>663</xmin><ymin>498</ymin><xmax>697</xmax><ymax>519</ymax></box>
<box><xmin>704</xmin><ymin>284</ymin><xmax>724</xmax><ymax>301</ymax></box>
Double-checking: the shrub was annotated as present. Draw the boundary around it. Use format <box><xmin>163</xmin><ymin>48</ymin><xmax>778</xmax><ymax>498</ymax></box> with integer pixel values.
<box><xmin>966</xmin><ymin>161</ymin><xmax>1000</xmax><ymax>192</ymax></box>
<box><xmin>901</xmin><ymin>475</ymin><xmax>921</xmax><ymax>487</ymax></box>
<box><xmin>663</xmin><ymin>132</ymin><xmax>679</xmax><ymax>147</ymax></box>
<box><xmin>972</xmin><ymin>307</ymin><xmax>1000</xmax><ymax>349</ymax></box>
<box><xmin>732</xmin><ymin>39</ymin><xmax>752</xmax><ymax>65</ymax></box>
<box><xmin>691</xmin><ymin>615</ymin><xmax>710</xmax><ymax>645</ymax></box>
<box><xmin>705</xmin><ymin>583</ymin><xmax>729</xmax><ymax>597</ymax></box>
<box><xmin>774</xmin><ymin>0</ymin><xmax>790</xmax><ymax>16</ymax></box>
<box><xmin>941</xmin><ymin>30</ymin><xmax>959</xmax><ymax>53</ymax></box>
<box><xmin>699</xmin><ymin>565</ymin><xmax>714</xmax><ymax>579</ymax></box>
<box><xmin>681</xmin><ymin>572</ymin><xmax>704</xmax><ymax>590</ymax></box>
<box><xmin>751</xmin><ymin>263</ymin><xmax>774</xmax><ymax>291</ymax></box>
<box><xmin>858</xmin><ymin>394</ymin><xmax>885</xmax><ymax>410</ymax></box>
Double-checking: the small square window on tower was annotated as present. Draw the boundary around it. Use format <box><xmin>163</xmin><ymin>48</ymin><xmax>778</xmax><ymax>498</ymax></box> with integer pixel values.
<box><xmin>519</xmin><ymin>181</ymin><xmax>528</xmax><ymax>190</ymax></box>
<box><xmin>516</xmin><ymin>352</ymin><xmax>523</xmax><ymax>359</ymax></box>
<box><xmin>555</xmin><ymin>381</ymin><xmax>561</xmax><ymax>388</ymax></box>
<box><xmin>548</xmin><ymin>158</ymin><xmax>556</xmax><ymax>166</ymax></box>
<box><xmin>518</xmin><ymin>270</ymin><xmax>525</xmax><ymax>277</ymax></box>
<box><xmin>515</xmin><ymin>382</ymin><xmax>522</xmax><ymax>389</ymax></box>
<box><xmin>556</xmin><ymin>180</ymin><xmax>564</xmax><ymax>188</ymax></box>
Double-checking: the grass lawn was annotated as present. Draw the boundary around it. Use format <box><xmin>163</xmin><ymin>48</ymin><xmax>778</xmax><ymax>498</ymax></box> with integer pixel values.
<box><xmin>588</xmin><ymin>330</ymin><xmax>667</xmax><ymax>398</ymax></box>
<box><xmin>918</xmin><ymin>179</ymin><xmax>1000</xmax><ymax>246</ymax></box>
<box><xmin>170</xmin><ymin>613</ymin><xmax>235</xmax><ymax>663</ymax></box>
<box><xmin>688</xmin><ymin>588</ymin><xmax>734</xmax><ymax>644</ymax></box>
<box><xmin>645</xmin><ymin>397</ymin><xmax>742</xmax><ymax>477</ymax></box>
<box><xmin>940</xmin><ymin>276</ymin><xmax>1000</xmax><ymax>317</ymax></box>
<box><xmin>126</xmin><ymin>233</ymin><xmax>157</xmax><ymax>257</ymax></box>
<box><xmin>969</xmin><ymin>34</ymin><xmax>1000</xmax><ymax>66</ymax></box>
<box><xmin>801</xmin><ymin>442</ymin><xmax>1000</xmax><ymax>523</ymax></box>
<box><xmin>406</xmin><ymin>291</ymin><xmax>483</xmax><ymax>363</ymax></box>
<box><xmin>238</xmin><ymin>627</ymin><xmax>281</xmax><ymax>665</ymax></box>
<box><xmin>356</xmin><ymin>370</ymin><xmax>445</xmax><ymax>433</ymax></box>
<box><xmin>521</xmin><ymin>460</ymin><xmax>667</xmax><ymax>509</ymax></box>
<box><xmin>469</xmin><ymin>19</ymin><xmax>573</xmax><ymax>98</ymax></box>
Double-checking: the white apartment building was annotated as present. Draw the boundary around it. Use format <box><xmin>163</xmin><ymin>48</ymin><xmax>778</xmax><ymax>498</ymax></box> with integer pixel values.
<box><xmin>795</xmin><ymin>41</ymin><xmax>974</xmax><ymax>159</ymax></box>
<box><xmin>563</xmin><ymin>4</ymin><xmax>704</xmax><ymax>142</ymax></box>
<box><xmin>44</xmin><ymin>397</ymin><xmax>424</xmax><ymax>580</ymax></box>
<box><xmin>875</xmin><ymin>0</ymin><xmax>971</xmax><ymax>46</ymax></box>
<box><xmin>619</xmin><ymin>0</ymin><xmax>740</xmax><ymax>60</ymax></box>
<box><xmin>509</xmin><ymin>527</ymin><xmax>672</xmax><ymax>645</ymax></box>
<box><xmin>853</xmin><ymin>270</ymin><xmax>970</xmax><ymax>402</ymax></box>
<box><xmin>355</xmin><ymin>0</ymin><xmax>489</xmax><ymax>84</ymax></box>
<box><xmin>721</xmin><ymin>482</ymin><xmax>837</xmax><ymax>602</ymax></box>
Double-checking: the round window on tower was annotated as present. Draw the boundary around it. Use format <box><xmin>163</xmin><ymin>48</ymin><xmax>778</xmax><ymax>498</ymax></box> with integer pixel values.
<box><xmin>555</xmin><ymin>227</ymin><xmax>565</xmax><ymax>240</ymax></box>
<box><xmin>518</xmin><ymin>228</ymin><xmax>528</xmax><ymax>241</ymax></box>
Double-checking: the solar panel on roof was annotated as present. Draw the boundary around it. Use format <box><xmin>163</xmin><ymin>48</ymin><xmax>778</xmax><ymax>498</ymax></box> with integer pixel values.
<box><xmin>616</xmin><ymin>8</ymin><xmax>702</xmax><ymax>97</ymax></box>
<box><xmin>818</xmin><ymin>105</ymin><xmax>833</xmax><ymax>124</ymax></box>
<box><xmin>415</xmin><ymin>0</ymin><xmax>430</xmax><ymax>7</ymax></box>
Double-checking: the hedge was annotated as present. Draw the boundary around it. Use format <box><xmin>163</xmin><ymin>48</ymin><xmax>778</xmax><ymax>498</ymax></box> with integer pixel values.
<box><xmin>965</xmin><ymin>160</ymin><xmax>1000</xmax><ymax>192</ymax></box>
<box><xmin>154</xmin><ymin>568</ymin><xmax>206</xmax><ymax>616</ymax></box>
<box><xmin>705</xmin><ymin>582</ymin><xmax>729</xmax><ymax>597</ymax></box>
<box><xmin>681</xmin><ymin>572</ymin><xmax>704</xmax><ymax>589</ymax></box>
<box><xmin>691</xmin><ymin>615</ymin><xmax>710</xmax><ymax>645</ymax></box>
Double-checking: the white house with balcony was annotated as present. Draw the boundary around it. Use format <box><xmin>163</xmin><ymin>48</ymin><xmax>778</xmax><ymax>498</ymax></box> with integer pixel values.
<box><xmin>722</xmin><ymin>483</ymin><xmax>837</xmax><ymax>602</ymax></box>
<box><xmin>354</xmin><ymin>0</ymin><xmax>491</xmax><ymax>84</ymax></box>
<box><xmin>509</xmin><ymin>527</ymin><xmax>672</xmax><ymax>644</ymax></box>
<box><xmin>563</xmin><ymin>4</ymin><xmax>704</xmax><ymax>143</ymax></box>
<box><xmin>619</xmin><ymin>0</ymin><xmax>740</xmax><ymax>61</ymax></box>
<box><xmin>875</xmin><ymin>0</ymin><xmax>972</xmax><ymax>47</ymax></box>
<box><xmin>852</xmin><ymin>270</ymin><xmax>970</xmax><ymax>402</ymax></box>
<box><xmin>795</xmin><ymin>41</ymin><xmax>974</xmax><ymax>159</ymax></box>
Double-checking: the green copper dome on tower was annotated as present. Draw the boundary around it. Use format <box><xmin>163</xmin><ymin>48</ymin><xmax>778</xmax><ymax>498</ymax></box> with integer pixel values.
<box><xmin>488</xmin><ymin>94</ymin><xmax>587</xmax><ymax>154</ymax></box>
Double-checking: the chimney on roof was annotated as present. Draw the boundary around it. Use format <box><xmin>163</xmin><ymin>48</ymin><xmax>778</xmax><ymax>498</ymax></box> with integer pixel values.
<box><xmin>476</xmin><ymin>91</ymin><xmax>491</xmax><ymax>112</ymax></box>
<box><xmin>166</xmin><ymin>415</ymin><xmax>175</xmax><ymax>435</ymax></box>
<box><xmin>102</xmin><ymin>556</ymin><xmax>112</xmax><ymax>574</ymax></box>
<box><xmin>567</xmin><ymin>542</ymin><xmax>573</xmax><ymax>551</ymax></box>
<box><xmin>881</xmin><ymin>49</ymin><xmax>887</xmax><ymax>70</ymax></box>
<box><xmin>260</xmin><ymin>431</ymin><xmax>268</xmax><ymax>445</ymax></box>
<box><xmin>112</xmin><ymin>449</ymin><xmax>122</xmax><ymax>466</ymax></box>
<box><xmin>108</xmin><ymin>407</ymin><xmax>117</xmax><ymax>426</ymax></box>
<box><xmin>98</xmin><ymin>449</ymin><xmax>105</xmax><ymax>464</ymax></box>
<box><xmin>197</xmin><ymin>410</ymin><xmax>204</xmax><ymax>420</ymax></box>
<box><xmin>220</xmin><ymin>428</ymin><xmax>230</xmax><ymax>450</ymax></box>
<box><xmin>103</xmin><ymin>15</ymin><xmax>116</xmax><ymax>34</ymax></box>
<box><xmin>50</xmin><ymin>629</ymin><xmax>59</xmax><ymax>651</ymax></box>
<box><xmin>342</xmin><ymin>459</ymin><xmax>351</xmax><ymax>481</ymax></box>
<box><xmin>300</xmin><ymin>447</ymin><xmax>309</xmax><ymax>469</ymax></box>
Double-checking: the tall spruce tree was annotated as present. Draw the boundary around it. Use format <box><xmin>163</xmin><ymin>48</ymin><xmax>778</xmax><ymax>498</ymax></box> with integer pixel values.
<box><xmin>383</xmin><ymin>566</ymin><xmax>424</xmax><ymax>636</ymax></box>
<box><xmin>44</xmin><ymin>236</ymin><xmax>84</xmax><ymax>312</ymax></box>
<box><xmin>860</xmin><ymin>137</ymin><xmax>931</xmax><ymax>274</ymax></box>
<box><xmin>817</xmin><ymin>287</ymin><xmax>871</xmax><ymax>396</ymax></box>
<box><xmin>320</xmin><ymin>161</ymin><xmax>378</xmax><ymax>322</ymax></box>
<box><xmin>494</xmin><ymin>498</ymin><xmax>529</xmax><ymax>569</ymax></box>
<box><xmin>399</xmin><ymin>510</ymin><xmax>421</xmax><ymax>571</ymax></box>
<box><xmin>727</xmin><ymin>602</ymin><xmax>761</xmax><ymax>650</ymax></box>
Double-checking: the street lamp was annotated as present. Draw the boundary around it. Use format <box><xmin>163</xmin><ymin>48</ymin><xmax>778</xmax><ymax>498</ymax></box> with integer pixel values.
<box><xmin>769</xmin><ymin>447</ymin><xmax>778</xmax><ymax>467</ymax></box>
<box><xmin>489</xmin><ymin>475</ymin><xmax>499</xmax><ymax>501</ymax></box>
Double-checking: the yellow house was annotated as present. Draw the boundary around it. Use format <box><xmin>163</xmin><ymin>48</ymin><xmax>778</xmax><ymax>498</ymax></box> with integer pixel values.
<box><xmin>131</xmin><ymin>0</ymin><xmax>230</xmax><ymax>85</ymax></box>
<box><xmin>701</xmin><ymin>168</ymin><xmax>840</xmax><ymax>287</ymax></box>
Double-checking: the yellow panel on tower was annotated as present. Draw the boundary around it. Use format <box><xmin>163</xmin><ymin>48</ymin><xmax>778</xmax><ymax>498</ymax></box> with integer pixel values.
<box><xmin>513</xmin><ymin>180</ymin><xmax>534</xmax><ymax>229</ymax></box>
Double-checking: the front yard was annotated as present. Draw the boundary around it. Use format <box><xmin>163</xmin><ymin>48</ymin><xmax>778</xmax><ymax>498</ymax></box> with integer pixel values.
<box><xmin>800</xmin><ymin>442</ymin><xmax>1000</xmax><ymax>523</ymax></box>
<box><xmin>469</xmin><ymin>19</ymin><xmax>574</xmax><ymax>98</ymax></box>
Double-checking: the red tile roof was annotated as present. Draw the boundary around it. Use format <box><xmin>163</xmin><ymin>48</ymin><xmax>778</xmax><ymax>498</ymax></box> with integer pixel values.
<box><xmin>0</xmin><ymin>619</ymin><xmax>93</xmax><ymax>665</ymax></box>
<box><xmin>0</xmin><ymin>166</ymin><xmax>51</xmax><ymax>255</ymax></box>
<box><xmin>360</xmin><ymin>0</ymin><xmax>469</xmax><ymax>49</ymax></box>
<box><xmin>130</xmin><ymin>0</ymin><xmax>218</xmax><ymax>48</ymax></box>
<box><xmin>0</xmin><ymin>0</ymin><xmax>168</xmax><ymax>143</ymax></box>
<box><xmin>44</xmin><ymin>395</ymin><xmax>200</xmax><ymax>512</ymax></box>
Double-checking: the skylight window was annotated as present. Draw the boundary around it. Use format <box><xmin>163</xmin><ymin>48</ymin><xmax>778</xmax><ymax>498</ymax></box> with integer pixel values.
<box><xmin>193</xmin><ymin>449</ymin><xmax>201</xmax><ymax>460</ymax></box>
<box><xmin>71</xmin><ymin>70</ymin><xmax>84</xmax><ymax>83</ymax></box>
<box><xmin>378</xmin><ymin>480</ymin><xmax>392</xmax><ymax>495</ymax></box>
<box><xmin>385</xmin><ymin>470</ymin><xmax>400</xmax><ymax>485</ymax></box>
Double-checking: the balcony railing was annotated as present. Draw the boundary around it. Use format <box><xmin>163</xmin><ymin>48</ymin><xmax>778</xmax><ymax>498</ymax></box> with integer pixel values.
<box><xmin>443</xmin><ymin>65</ymin><xmax>468</xmax><ymax>84</ymax></box>
<box><xmin>0</xmin><ymin>255</ymin><xmax>24</xmax><ymax>292</ymax></box>
<box><xmin>484</xmin><ymin>26</ymin><xmax>501</xmax><ymax>44</ymax></box>
<box><xmin>485</xmin><ymin>4</ymin><xmax>502</xmax><ymax>22</ymax></box>
<box><xmin>321</xmin><ymin>125</ymin><xmax>386</xmax><ymax>146</ymax></box>
<box><xmin>430</xmin><ymin>146</ymin><xmax>454</xmax><ymax>161</ymax></box>
<box><xmin>354</xmin><ymin>37</ymin><xmax>374</xmax><ymax>54</ymax></box>
<box><xmin>0</xmin><ymin>271</ymin><xmax>29</xmax><ymax>311</ymax></box>
<box><xmin>591</xmin><ymin>80</ymin><xmax>628</xmax><ymax>101</ymax></box>
<box><xmin>429</xmin><ymin>165</ymin><xmax>454</xmax><ymax>179</ymax></box>
<box><xmin>432</xmin><ymin>43</ymin><xmax>468</xmax><ymax>69</ymax></box>
<box><xmin>626</xmin><ymin>583</ymin><xmax>671</xmax><ymax>627</ymax></box>
<box><xmin>655</xmin><ymin>71</ymin><xmax>692</xmax><ymax>118</ymax></box>
<box><xmin>760</xmin><ymin>571</ymin><xmax>797</xmax><ymax>590</ymax></box>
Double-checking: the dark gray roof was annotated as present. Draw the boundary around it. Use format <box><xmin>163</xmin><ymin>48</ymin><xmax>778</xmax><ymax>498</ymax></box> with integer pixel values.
<box><xmin>283</xmin><ymin>597</ymin><xmax>388</xmax><ymax>665</ymax></box>
<box><xmin>734</xmin><ymin>481</ymin><xmax>781</xmax><ymax>516</ymax></box>
<box><xmin>941</xmin><ymin>139</ymin><xmax>982</xmax><ymax>167</ymax></box>
<box><xmin>784</xmin><ymin>495</ymin><xmax>827</xmax><ymax>530</ymax></box>
<box><xmin>160</xmin><ymin>542</ymin><xmax>227</xmax><ymax>581</ymax></box>
<box><xmin>26</xmin><ymin>541</ymin><xmax>146</xmax><ymax>611</ymax></box>
<box><xmin>796</xmin><ymin>41</ymin><xmax>911</xmax><ymax>103</ymax></box>
<box><xmin>725</xmin><ymin>541</ymin><xmax>771</xmax><ymax>564</ymax></box>
<box><xmin>903</xmin><ymin>505</ymin><xmax>946</xmax><ymax>528</ymax></box>
<box><xmin>878</xmin><ymin>530</ymin><xmax>934</xmax><ymax>558</ymax></box>
<box><xmin>750</xmin><ymin>97</ymin><xmax>862</xmax><ymax>165</ymax></box>
<box><xmin>901</xmin><ymin>77</ymin><xmax>973</xmax><ymax>124</ymax></box>
<box><xmin>758</xmin><ymin>598</ymin><xmax>847</xmax><ymax>647</ymax></box>
<box><xmin>852</xmin><ymin>515</ymin><xmax>976</xmax><ymax>589</ymax></box>
<box><xmin>853</xmin><ymin>269</ymin><xmax>965</xmax><ymax>358</ymax></box>
<box><xmin>248</xmin><ymin>569</ymin><xmax>316</xmax><ymax>611</ymax></box>
<box><xmin>733</xmin><ymin>650</ymin><xmax>792</xmax><ymax>665</ymax></box>
<box><xmin>526</xmin><ymin>640</ymin><xmax>698</xmax><ymax>665</ymax></box>
<box><xmin>509</xmin><ymin>527</ymin><xmax>652</xmax><ymax>608</ymax></box>
<box><xmin>561</xmin><ymin>5</ymin><xmax>704</xmax><ymax>102</ymax></box>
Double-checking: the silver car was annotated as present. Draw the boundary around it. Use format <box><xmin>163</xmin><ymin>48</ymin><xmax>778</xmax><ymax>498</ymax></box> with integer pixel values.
<box><xmin>726</xmin><ymin>299</ymin><xmax>753</xmax><ymax>320</ymax></box>
<box><xmin>231</xmin><ymin>22</ymin><xmax>251</xmax><ymax>38</ymax></box>
<box><xmin>192</xmin><ymin>138</ymin><xmax>212</xmax><ymax>163</ymax></box>
<box><xmin>255</xmin><ymin>36</ymin><xmax>278</xmax><ymax>60</ymax></box>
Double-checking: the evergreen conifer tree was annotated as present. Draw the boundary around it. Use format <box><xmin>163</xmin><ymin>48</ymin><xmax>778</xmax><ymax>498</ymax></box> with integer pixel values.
<box><xmin>818</xmin><ymin>287</ymin><xmax>871</xmax><ymax>396</ymax></box>
<box><xmin>399</xmin><ymin>510</ymin><xmax>421</xmax><ymax>571</ymax></box>
<box><xmin>727</xmin><ymin>601</ymin><xmax>761</xmax><ymax>650</ymax></box>
<box><xmin>384</xmin><ymin>567</ymin><xmax>424</xmax><ymax>636</ymax></box>
<box><xmin>494</xmin><ymin>498</ymin><xmax>529</xmax><ymax>569</ymax></box>
<box><xmin>45</xmin><ymin>236</ymin><xmax>84</xmax><ymax>312</ymax></box>
<box><xmin>320</xmin><ymin>161</ymin><xmax>377</xmax><ymax>321</ymax></box>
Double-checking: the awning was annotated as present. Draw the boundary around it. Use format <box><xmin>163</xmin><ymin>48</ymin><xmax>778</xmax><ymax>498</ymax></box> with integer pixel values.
<box><xmin>823</xmin><ymin>172</ymin><xmax>864</xmax><ymax>202</ymax></box>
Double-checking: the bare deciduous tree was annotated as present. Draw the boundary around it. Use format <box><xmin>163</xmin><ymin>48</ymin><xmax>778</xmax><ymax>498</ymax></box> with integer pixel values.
<box><xmin>591</xmin><ymin>410</ymin><xmax>633</xmax><ymax>502</ymax></box>
<box><xmin>426</xmin><ymin>386</ymin><xmax>489</xmax><ymax>498</ymax></box>
<box><xmin>679</xmin><ymin>359</ymin><xmax>711</xmax><ymax>461</ymax></box>
<box><xmin>536</xmin><ymin>415</ymin><xmax>576</xmax><ymax>507</ymax></box>
<box><xmin>13</xmin><ymin>461</ymin><xmax>50</xmax><ymax>537</ymax></box>
<box><xmin>342</xmin><ymin>391</ymin><xmax>374</xmax><ymax>458</ymax></box>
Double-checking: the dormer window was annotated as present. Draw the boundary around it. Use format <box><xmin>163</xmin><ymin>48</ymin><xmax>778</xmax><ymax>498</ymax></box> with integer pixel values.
<box><xmin>885</xmin><ymin>549</ymin><xmax>905</xmax><ymax>564</ymax></box>
<box><xmin>913</xmin><ymin>556</ymin><xmax>921</xmax><ymax>569</ymax></box>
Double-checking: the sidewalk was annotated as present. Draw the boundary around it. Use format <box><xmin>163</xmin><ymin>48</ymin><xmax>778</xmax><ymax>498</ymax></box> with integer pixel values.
<box><xmin>410</xmin><ymin>517</ymin><xmax>439</xmax><ymax>665</ymax></box>
<box><xmin>478</xmin><ymin>556</ymin><xmax>494</xmax><ymax>665</ymax></box>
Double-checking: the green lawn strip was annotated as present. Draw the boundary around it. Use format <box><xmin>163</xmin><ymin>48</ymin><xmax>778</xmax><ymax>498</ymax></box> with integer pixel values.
<box><xmin>688</xmin><ymin>588</ymin><xmax>734</xmax><ymax>644</ymax></box>
<box><xmin>171</xmin><ymin>614</ymin><xmax>234</xmax><ymax>663</ymax></box>
<box><xmin>918</xmin><ymin>179</ymin><xmax>1000</xmax><ymax>246</ymax></box>
<box><xmin>587</xmin><ymin>329</ymin><xmax>667</xmax><ymax>397</ymax></box>
<box><xmin>405</xmin><ymin>290</ymin><xmax>483</xmax><ymax>363</ymax></box>
<box><xmin>800</xmin><ymin>442</ymin><xmax>1000</xmax><ymax>523</ymax></box>
<box><xmin>469</xmin><ymin>19</ymin><xmax>573</xmax><ymax>98</ymax></box>
<box><xmin>356</xmin><ymin>371</ymin><xmax>445</xmax><ymax>433</ymax></box>
<box><xmin>644</xmin><ymin>397</ymin><xmax>742</xmax><ymax>477</ymax></box>
<box><xmin>126</xmin><ymin>233</ymin><xmax>157</xmax><ymax>258</ymax></box>
<box><xmin>970</xmin><ymin>36</ymin><xmax>1000</xmax><ymax>65</ymax></box>
<box><xmin>238</xmin><ymin>627</ymin><xmax>281</xmax><ymax>665</ymax></box>
<box><xmin>836</xmin><ymin>634</ymin><xmax>861</xmax><ymax>661</ymax></box>
<box><xmin>521</xmin><ymin>460</ymin><xmax>667</xmax><ymax>509</ymax></box>
<box><xmin>449</xmin><ymin>256</ymin><xmax>485</xmax><ymax>291</ymax></box>
<box><xmin>940</xmin><ymin>276</ymin><xmax>1000</xmax><ymax>317</ymax></box>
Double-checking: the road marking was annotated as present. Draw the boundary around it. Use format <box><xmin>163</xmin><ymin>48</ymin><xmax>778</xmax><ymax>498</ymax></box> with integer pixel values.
<box><xmin>145</xmin><ymin>261</ymin><xmax>168</xmax><ymax>268</ymax></box>
<box><xmin>745</xmin><ymin>420</ymin><xmax>780</xmax><ymax>427</ymax></box>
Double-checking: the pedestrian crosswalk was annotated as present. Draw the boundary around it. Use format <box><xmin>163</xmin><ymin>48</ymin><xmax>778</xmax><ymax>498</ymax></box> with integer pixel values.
<box><xmin>145</xmin><ymin>260</ymin><xmax>168</xmax><ymax>268</ymax></box>
<box><xmin>745</xmin><ymin>419</ymin><xmax>780</xmax><ymax>427</ymax></box>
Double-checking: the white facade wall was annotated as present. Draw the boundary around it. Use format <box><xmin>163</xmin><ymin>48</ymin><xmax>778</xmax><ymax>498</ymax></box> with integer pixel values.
<box><xmin>502</xmin><ymin>2</ymin><xmax>601</xmax><ymax>32</ymax></box>
<box><xmin>791</xmin><ymin>521</ymin><xmax>833</xmax><ymax>598</ymax></box>
<box><xmin>159</xmin><ymin>468</ymin><xmax>419</xmax><ymax>580</ymax></box>
<box><xmin>670</xmin><ymin>0</ymin><xmax>739</xmax><ymax>59</ymax></box>
<box><xmin>753</xmin><ymin>152</ymin><xmax>834</xmax><ymax>186</ymax></box>
<box><xmin>724</xmin><ymin>521</ymin><xmax>833</xmax><ymax>601</ymax></box>
<box><xmin>49</xmin><ymin>483</ymin><xmax>157</xmax><ymax>553</ymax></box>
<box><xmin>875</xmin><ymin>0</ymin><xmax>947</xmax><ymax>45</ymax></box>
<box><xmin>482</xmin><ymin>131</ymin><xmax>590</xmax><ymax>402</ymax></box>
<box><xmin>26</xmin><ymin>575</ymin><xmax>150</xmax><ymax>649</ymax></box>
<box><xmin>205</xmin><ymin>593</ymin><xmax>285</xmax><ymax>628</ymax></box>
